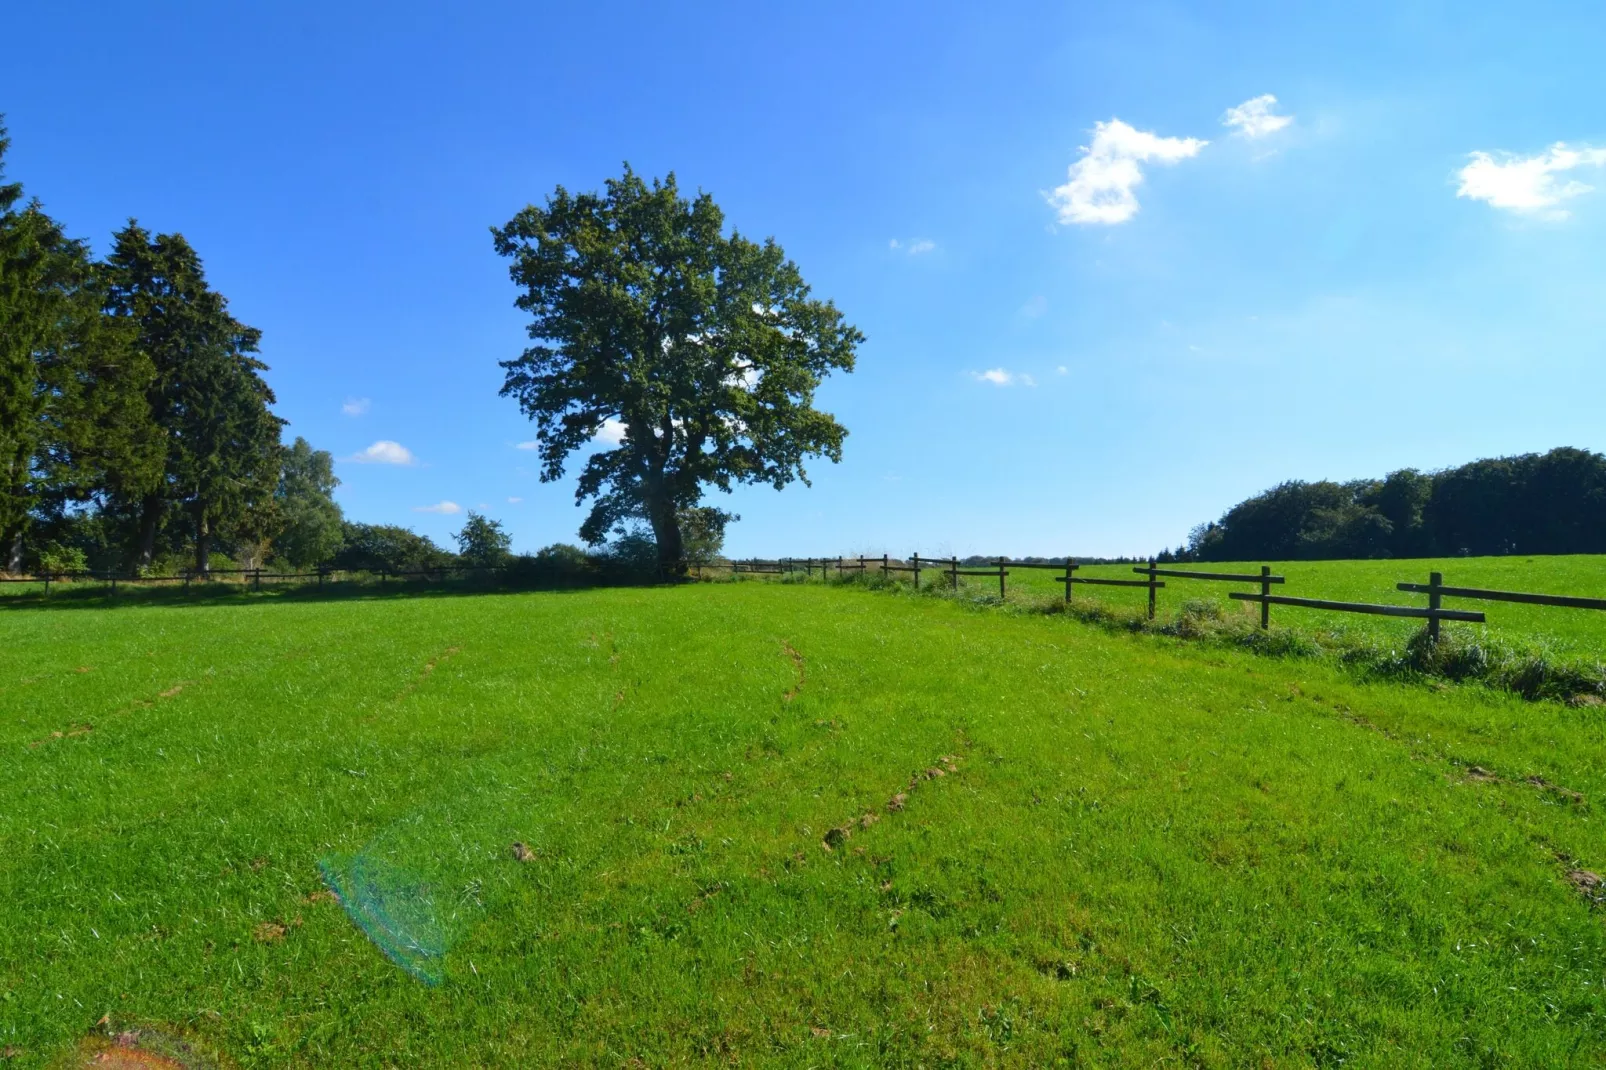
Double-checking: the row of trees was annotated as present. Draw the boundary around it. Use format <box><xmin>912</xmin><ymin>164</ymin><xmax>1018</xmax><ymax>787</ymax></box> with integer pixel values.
<box><xmin>1</xmin><ymin>119</ymin><xmax>343</xmax><ymax>575</ymax></box>
<box><xmin>1177</xmin><ymin>447</ymin><xmax>1606</xmax><ymax>562</ymax></box>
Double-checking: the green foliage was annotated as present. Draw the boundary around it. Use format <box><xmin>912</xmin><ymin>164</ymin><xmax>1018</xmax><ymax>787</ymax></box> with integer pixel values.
<box><xmin>102</xmin><ymin>223</ymin><xmax>284</xmax><ymax>573</ymax></box>
<box><xmin>679</xmin><ymin>504</ymin><xmax>734</xmax><ymax>564</ymax></box>
<box><xmin>330</xmin><ymin>521</ymin><xmax>453</xmax><ymax>573</ymax></box>
<box><xmin>1190</xmin><ymin>447</ymin><xmax>1606</xmax><ymax>561</ymax></box>
<box><xmin>5</xmin><ymin>584</ymin><xmax>1606</xmax><ymax>1064</ymax></box>
<box><xmin>35</xmin><ymin>542</ymin><xmax>88</xmax><ymax>575</ymax></box>
<box><xmin>533</xmin><ymin>541</ymin><xmax>588</xmax><ymax>568</ymax></box>
<box><xmin>272</xmin><ymin>437</ymin><xmax>344</xmax><ymax>569</ymax></box>
<box><xmin>0</xmin><ymin>121</ymin><xmax>159</xmax><ymax>569</ymax></box>
<box><xmin>493</xmin><ymin>165</ymin><xmax>860</xmax><ymax>567</ymax></box>
<box><xmin>453</xmin><ymin>511</ymin><xmax>512</xmax><ymax>568</ymax></box>
<box><xmin>604</xmin><ymin>527</ymin><xmax>660</xmax><ymax>571</ymax></box>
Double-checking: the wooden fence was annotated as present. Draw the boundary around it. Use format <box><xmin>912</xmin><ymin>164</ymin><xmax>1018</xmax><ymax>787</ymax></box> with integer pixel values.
<box><xmin>10</xmin><ymin>556</ymin><xmax>1606</xmax><ymax>642</ymax></box>
<box><xmin>721</xmin><ymin>556</ymin><xmax>1606</xmax><ymax>639</ymax></box>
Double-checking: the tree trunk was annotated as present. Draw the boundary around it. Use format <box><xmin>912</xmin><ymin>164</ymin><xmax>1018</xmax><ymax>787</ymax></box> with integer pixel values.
<box><xmin>135</xmin><ymin>493</ymin><xmax>163</xmax><ymax>569</ymax></box>
<box><xmin>193</xmin><ymin>505</ymin><xmax>211</xmax><ymax>577</ymax></box>
<box><xmin>4</xmin><ymin>530</ymin><xmax>21</xmax><ymax>575</ymax></box>
<box><xmin>648</xmin><ymin>499</ymin><xmax>684</xmax><ymax>577</ymax></box>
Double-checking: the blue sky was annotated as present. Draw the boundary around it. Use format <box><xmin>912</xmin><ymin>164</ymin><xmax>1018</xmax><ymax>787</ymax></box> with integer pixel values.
<box><xmin>5</xmin><ymin>1</ymin><xmax>1605</xmax><ymax>558</ymax></box>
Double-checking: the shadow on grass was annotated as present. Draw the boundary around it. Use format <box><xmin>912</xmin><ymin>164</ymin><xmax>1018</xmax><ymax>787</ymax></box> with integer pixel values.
<box><xmin>0</xmin><ymin>572</ymin><xmax>688</xmax><ymax>612</ymax></box>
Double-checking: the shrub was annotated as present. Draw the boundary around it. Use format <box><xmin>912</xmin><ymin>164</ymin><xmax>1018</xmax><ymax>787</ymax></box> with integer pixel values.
<box><xmin>37</xmin><ymin>543</ymin><xmax>88</xmax><ymax>575</ymax></box>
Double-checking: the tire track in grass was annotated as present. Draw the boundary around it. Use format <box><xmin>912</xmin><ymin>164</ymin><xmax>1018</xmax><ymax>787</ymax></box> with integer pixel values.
<box><xmin>1280</xmin><ymin>680</ymin><xmax>1606</xmax><ymax>912</ymax></box>
<box><xmin>780</xmin><ymin>639</ymin><xmax>805</xmax><ymax>702</ymax></box>
<box><xmin>25</xmin><ymin>677</ymin><xmax>197</xmax><ymax>748</ymax></box>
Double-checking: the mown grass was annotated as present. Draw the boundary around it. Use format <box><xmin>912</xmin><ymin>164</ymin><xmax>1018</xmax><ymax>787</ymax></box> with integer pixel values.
<box><xmin>4</xmin><ymin>582</ymin><xmax>1606</xmax><ymax>1066</ymax></box>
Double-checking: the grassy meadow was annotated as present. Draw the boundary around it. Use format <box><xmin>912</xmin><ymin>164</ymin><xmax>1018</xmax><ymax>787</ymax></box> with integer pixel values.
<box><xmin>5</xmin><ymin>580</ymin><xmax>1606</xmax><ymax>1066</ymax></box>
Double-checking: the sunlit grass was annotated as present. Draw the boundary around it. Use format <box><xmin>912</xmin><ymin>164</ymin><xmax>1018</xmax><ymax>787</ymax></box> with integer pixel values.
<box><xmin>4</xmin><ymin>582</ymin><xmax>1605</xmax><ymax>1065</ymax></box>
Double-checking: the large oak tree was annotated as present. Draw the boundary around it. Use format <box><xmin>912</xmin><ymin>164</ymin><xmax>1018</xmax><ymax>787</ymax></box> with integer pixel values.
<box><xmin>493</xmin><ymin>167</ymin><xmax>861</xmax><ymax>570</ymax></box>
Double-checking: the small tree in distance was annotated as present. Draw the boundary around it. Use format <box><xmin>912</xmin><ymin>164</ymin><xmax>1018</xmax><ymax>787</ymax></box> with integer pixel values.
<box><xmin>454</xmin><ymin>511</ymin><xmax>512</xmax><ymax>568</ymax></box>
<box><xmin>492</xmin><ymin>166</ymin><xmax>861</xmax><ymax>573</ymax></box>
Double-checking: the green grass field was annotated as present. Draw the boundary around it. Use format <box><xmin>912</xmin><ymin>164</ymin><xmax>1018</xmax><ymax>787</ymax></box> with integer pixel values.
<box><xmin>5</xmin><ymin>581</ymin><xmax>1606</xmax><ymax>1066</ymax></box>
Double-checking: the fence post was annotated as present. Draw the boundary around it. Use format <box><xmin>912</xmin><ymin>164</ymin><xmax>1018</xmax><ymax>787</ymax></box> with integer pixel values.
<box><xmin>1428</xmin><ymin>571</ymin><xmax>1443</xmax><ymax>643</ymax></box>
<box><xmin>997</xmin><ymin>557</ymin><xmax>1007</xmax><ymax>600</ymax></box>
<box><xmin>1146</xmin><ymin>557</ymin><xmax>1157</xmax><ymax>620</ymax></box>
<box><xmin>1259</xmin><ymin>565</ymin><xmax>1271</xmax><ymax>630</ymax></box>
<box><xmin>912</xmin><ymin>552</ymin><xmax>921</xmax><ymax>590</ymax></box>
<box><xmin>882</xmin><ymin>553</ymin><xmax>889</xmax><ymax>579</ymax></box>
<box><xmin>1063</xmin><ymin>558</ymin><xmax>1074</xmax><ymax>603</ymax></box>
<box><xmin>254</xmin><ymin>568</ymin><xmax>262</xmax><ymax>593</ymax></box>
<box><xmin>950</xmin><ymin>556</ymin><xmax>958</xmax><ymax>591</ymax></box>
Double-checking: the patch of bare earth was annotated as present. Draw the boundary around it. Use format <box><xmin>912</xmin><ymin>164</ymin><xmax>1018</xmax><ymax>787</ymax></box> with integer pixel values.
<box><xmin>68</xmin><ymin>1021</ymin><xmax>221</xmax><ymax>1069</ymax></box>
<box><xmin>820</xmin><ymin>753</ymin><xmax>963</xmax><ymax>852</ymax></box>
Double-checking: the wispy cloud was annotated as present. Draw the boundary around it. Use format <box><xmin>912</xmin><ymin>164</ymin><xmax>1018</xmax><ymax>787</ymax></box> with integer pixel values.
<box><xmin>341</xmin><ymin>397</ymin><xmax>371</xmax><ymax>417</ymax></box>
<box><xmin>1048</xmin><ymin>119</ymin><xmax>1207</xmax><ymax>225</ymax></box>
<box><xmin>972</xmin><ymin>368</ymin><xmax>1035</xmax><ymax>387</ymax></box>
<box><xmin>889</xmin><ymin>238</ymin><xmax>937</xmax><ymax>255</ymax></box>
<box><xmin>414</xmin><ymin>501</ymin><xmax>461</xmax><ymax>515</ymax></box>
<box><xmin>1456</xmin><ymin>142</ymin><xmax>1606</xmax><ymax>217</ymax></box>
<box><xmin>506</xmin><ymin>496</ymin><xmax>523</xmax><ymax>504</ymax></box>
<box><xmin>514</xmin><ymin>440</ymin><xmax>539</xmax><ymax>450</ymax></box>
<box><xmin>344</xmin><ymin>440</ymin><xmax>414</xmax><ymax>465</ymax></box>
<box><xmin>1222</xmin><ymin>95</ymin><xmax>1292</xmax><ymax>139</ymax></box>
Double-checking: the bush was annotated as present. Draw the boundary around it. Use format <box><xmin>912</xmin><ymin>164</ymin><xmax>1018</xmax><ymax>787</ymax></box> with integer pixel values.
<box><xmin>37</xmin><ymin>543</ymin><xmax>88</xmax><ymax>575</ymax></box>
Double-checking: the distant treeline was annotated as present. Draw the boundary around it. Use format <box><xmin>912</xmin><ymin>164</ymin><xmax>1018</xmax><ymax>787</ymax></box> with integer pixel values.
<box><xmin>1171</xmin><ymin>447</ymin><xmax>1606</xmax><ymax>562</ymax></box>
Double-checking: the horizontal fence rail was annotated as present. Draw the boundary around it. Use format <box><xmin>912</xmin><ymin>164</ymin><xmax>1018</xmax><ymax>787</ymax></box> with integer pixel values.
<box><xmin>1396</xmin><ymin>580</ymin><xmax>1606</xmax><ymax>612</ymax></box>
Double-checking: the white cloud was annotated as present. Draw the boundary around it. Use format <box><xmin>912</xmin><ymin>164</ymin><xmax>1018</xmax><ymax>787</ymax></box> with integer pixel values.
<box><xmin>972</xmin><ymin>368</ymin><xmax>1035</xmax><ymax>387</ymax></box>
<box><xmin>1456</xmin><ymin>143</ymin><xmax>1606</xmax><ymax>216</ymax></box>
<box><xmin>344</xmin><ymin>440</ymin><xmax>415</xmax><ymax>465</ymax></box>
<box><xmin>341</xmin><ymin>397</ymin><xmax>371</xmax><ymax>417</ymax></box>
<box><xmin>507</xmin><ymin>496</ymin><xmax>523</xmax><ymax>504</ymax></box>
<box><xmin>1048</xmin><ymin>119</ymin><xmax>1208</xmax><ymax>225</ymax></box>
<box><xmin>1056</xmin><ymin>365</ymin><xmax>1069</xmax><ymax>375</ymax></box>
<box><xmin>594</xmin><ymin>418</ymin><xmax>627</xmax><ymax>445</ymax></box>
<box><xmin>1222</xmin><ymin>95</ymin><xmax>1292</xmax><ymax>139</ymax></box>
<box><xmin>890</xmin><ymin>238</ymin><xmax>936</xmax><ymax>255</ymax></box>
<box><xmin>514</xmin><ymin>440</ymin><xmax>539</xmax><ymax>450</ymax></box>
<box><xmin>414</xmin><ymin>501</ymin><xmax>461</xmax><ymax>515</ymax></box>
